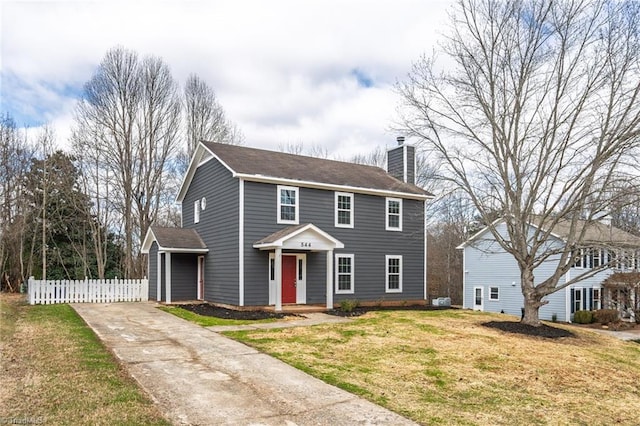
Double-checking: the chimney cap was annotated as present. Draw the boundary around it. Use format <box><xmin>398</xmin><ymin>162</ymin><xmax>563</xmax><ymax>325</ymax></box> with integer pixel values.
<box><xmin>396</xmin><ymin>136</ymin><xmax>405</xmax><ymax>146</ymax></box>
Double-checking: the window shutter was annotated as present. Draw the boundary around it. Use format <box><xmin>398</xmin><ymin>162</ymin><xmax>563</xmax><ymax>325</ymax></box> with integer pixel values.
<box><xmin>589</xmin><ymin>288</ymin><xmax>594</xmax><ymax>311</ymax></box>
<box><xmin>570</xmin><ymin>289</ymin><xmax>575</xmax><ymax>314</ymax></box>
<box><xmin>582</xmin><ymin>288</ymin><xmax>587</xmax><ymax>311</ymax></box>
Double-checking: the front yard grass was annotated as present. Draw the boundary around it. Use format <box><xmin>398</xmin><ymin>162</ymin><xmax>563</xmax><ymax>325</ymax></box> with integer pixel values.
<box><xmin>0</xmin><ymin>293</ymin><xmax>169</xmax><ymax>425</ymax></box>
<box><xmin>225</xmin><ymin>309</ymin><xmax>640</xmax><ymax>425</ymax></box>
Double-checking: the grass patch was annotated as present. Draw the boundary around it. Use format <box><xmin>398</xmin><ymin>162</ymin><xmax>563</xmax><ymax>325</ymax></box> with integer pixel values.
<box><xmin>224</xmin><ymin>309</ymin><xmax>640</xmax><ymax>425</ymax></box>
<box><xmin>158</xmin><ymin>306</ymin><xmax>278</xmax><ymax>326</ymax></box>
<box><xmin>0</xmin><ymin>293</ymin><xmax>169</xmax><ymax>425</ymax></box>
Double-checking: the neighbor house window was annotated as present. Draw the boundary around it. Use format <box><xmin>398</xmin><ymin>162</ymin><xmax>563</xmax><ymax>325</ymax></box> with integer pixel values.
<box><xmin>489</xmin><ymin>286</ymin><xmax>499</xmax><ymax>301</ymax></box>
<box><xmin>591</xmin><ymin>288</ymin><xmax>601</xmax><ymax>310</ymax></box>
<box><xmin>385</xmin><ymin>255</ymin><xmax>402</xmax><ymax>293</ymax></box>
<box><xmin>277</xmin><ymin>185</ymin><xmax>299</xmax><ymax>224</ymax></box>
<box><xmin>335</xmin><ymin>254</ymin><xmax>354</xmax><ymax>294</ymax></box>
<box><xmin>386</xmin><ymin>198</ymin><xmax>402</xmax><ymax>231</ymax></box>
<box><xmin>194</xmin><ymin>200</ymin><xmax>200</xmax><ymax>224</ymax></box>
<box><xmin>335</xmin><ymin>192</ymin><xmax>354</xmax><ymax>228</ymax></box>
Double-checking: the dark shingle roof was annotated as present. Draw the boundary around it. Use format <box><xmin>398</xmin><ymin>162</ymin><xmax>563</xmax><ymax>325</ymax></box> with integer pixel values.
<box><xmin>151</xmin><ymin>227</ymin><xmax>207</xmax><ymax>250</ymax></box>
<box><xmin>202</xmin><ymin>141</ymin><xmax>431</xmax><ymax>197</ymax></box>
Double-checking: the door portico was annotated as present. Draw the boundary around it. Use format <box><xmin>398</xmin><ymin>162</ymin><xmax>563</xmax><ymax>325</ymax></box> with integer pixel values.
<box><xmin>254</xmin><ymin>223</ymin><xmax>344</xmax><ymax>311</ymax></box>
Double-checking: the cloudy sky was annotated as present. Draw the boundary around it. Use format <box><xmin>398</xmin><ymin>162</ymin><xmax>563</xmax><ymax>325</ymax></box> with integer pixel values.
<box><xmin>1</xmin><ymin>0</ymin><xmax>451</xmax><ymax>158</ymax></box>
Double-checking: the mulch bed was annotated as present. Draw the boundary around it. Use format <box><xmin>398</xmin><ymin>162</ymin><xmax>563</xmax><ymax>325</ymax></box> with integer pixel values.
<box><xmin>327</xmin><ymin>305</ymin><xmax>453</xmax><ymax>318</ymax></box>
<box><xmin>482</xmin><ymin>321</ymin><xmax>575</xmax><ymax>339</ymax></box>
<box><xmin>175</xmin><ymin>304</ymin><xmax>299</xmax><ymax>321</ymax></box>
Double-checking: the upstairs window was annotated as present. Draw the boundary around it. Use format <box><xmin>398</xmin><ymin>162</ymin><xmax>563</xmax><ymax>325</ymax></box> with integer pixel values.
<box><xmin>335</xmin><ymin>192</ymin><xmax>354</xmax><ymax>228</ymax></box>
<box><xmin>277</xmin><ymin>186</ymin><xmax>299</xmax><ymax>224</ymax></box>
<box><xmin>385</xmin><ymin>255</ymin><xmax>402</xmax><ymax>293</ymax></box>
<box><xmin>386</xmin><ymin>198</ymin><xmax>402</xmax><ymax>231</ymax></box>
<box><xmin>194</xmin><ymin>200</ymin><xmax>200</xmax><ymax>224</ymax></box>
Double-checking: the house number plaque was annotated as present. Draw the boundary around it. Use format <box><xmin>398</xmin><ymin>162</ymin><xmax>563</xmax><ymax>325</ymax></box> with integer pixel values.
<box><xmin>300</xmin><ymin>242</ymin><xmax>312</xmax><ymax>248</ymax></box>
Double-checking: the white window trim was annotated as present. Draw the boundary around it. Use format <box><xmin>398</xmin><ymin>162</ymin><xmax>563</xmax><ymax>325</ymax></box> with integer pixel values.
<box><xmin>334</xmin><ymin>192</ymin><xmax>354</xmax><ymax>228</ymax></box>
<box><xmin>489</xmin><ymin>286</ymin><xmax>499</xmax><ymax>301</ymax></box>
<box><xmin>194</xmin><ymin>200</ymin><xmax>200</xmax><ymax>224</ymax></box>
<box><xmin>335</xmin><ymin>254</ymin><xmax>355</xmax><ymax>294</ymax></box>
<box><xmin>277</xmin><ymin>185</ymin><xmax>299</xmax><ymax>225</ymax></box>
<box><xmin>385</xmin><ymin>255</ymin><xmax>403</xmax><ymax>293</ymax></box>
<box><xmin>385</xmin><ymin>197</ymin><xmax>402</xmax><ymax>231</ymax></box>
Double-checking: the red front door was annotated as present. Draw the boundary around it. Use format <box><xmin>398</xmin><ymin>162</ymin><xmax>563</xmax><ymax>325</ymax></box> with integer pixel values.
<box><xmin>282</xmin><ymin>255</ymin><xmax>297</xmax><ymax>303</ymax></box>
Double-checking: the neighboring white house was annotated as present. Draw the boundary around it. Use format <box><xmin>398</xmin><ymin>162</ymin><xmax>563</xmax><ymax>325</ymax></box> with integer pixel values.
<box><xmin>459</xmin><ymin>218</ymin><xmax>640</xmax><ymax>322</ymax></box>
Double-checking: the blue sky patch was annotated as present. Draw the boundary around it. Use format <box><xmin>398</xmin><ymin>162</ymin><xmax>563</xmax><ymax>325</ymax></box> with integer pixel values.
<box><xmin>350</xmin><ymin>68</ymin><xmax>374</xmax><ymax>88</ymax></box>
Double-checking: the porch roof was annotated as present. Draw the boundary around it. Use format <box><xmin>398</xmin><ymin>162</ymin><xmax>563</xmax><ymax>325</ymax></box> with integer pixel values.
<box><xmin>253</xmin><ymin>223</ymin><xmax>344</xmax><ymax>251</ymax></box>
<box><xmin>141</xmin><ymin>226</ymin><xmax>209</xmax><ymax>254</ymax></box>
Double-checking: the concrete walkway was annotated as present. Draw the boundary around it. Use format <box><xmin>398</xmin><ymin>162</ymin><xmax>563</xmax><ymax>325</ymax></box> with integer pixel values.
<box><xmin>73</xmin><ymin>302</ymin><xmax>417</xmax><ymax>426</ymax></box>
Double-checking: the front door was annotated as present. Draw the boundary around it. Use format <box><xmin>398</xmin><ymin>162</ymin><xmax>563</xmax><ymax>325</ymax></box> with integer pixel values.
<box><xmin>282</xmin><ymin>255</ymin><xmax>297</xmax><ymax>303</ymax></box>
<box><xmin>473</xmin><ymin>286</ymin><xmax>483</xmax><ymax>311</ymax></box>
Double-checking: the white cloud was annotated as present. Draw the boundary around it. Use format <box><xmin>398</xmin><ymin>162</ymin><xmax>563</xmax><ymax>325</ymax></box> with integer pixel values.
<box><xmin>1</xmin><ymin>0</ymin><xmax>452</xmax><ymax>157</ymax></box>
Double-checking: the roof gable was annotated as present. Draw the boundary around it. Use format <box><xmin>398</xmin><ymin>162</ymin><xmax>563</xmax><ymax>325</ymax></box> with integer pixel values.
<box><xmin>457</xmin><ymin>216</ymin><xmax>640</xmax><ymax>249</ymax></box>
<box><xmin>141</xmin><ymin>226</ymin><xmax>208</xmax><ymax>253</ymax></box>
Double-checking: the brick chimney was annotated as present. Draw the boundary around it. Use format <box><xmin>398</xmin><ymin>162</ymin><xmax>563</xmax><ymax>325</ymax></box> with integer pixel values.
<box><xmin>387</xmin><ymin>136</ymin><xmax>415</xmax><ymax>185</ymax></box>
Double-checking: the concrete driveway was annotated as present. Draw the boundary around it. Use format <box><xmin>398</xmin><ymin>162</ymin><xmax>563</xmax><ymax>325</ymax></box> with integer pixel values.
<box><xmin>73</xmin><ymin>302</ymin><xmax>417</xmax><ymax>426</ymax></box>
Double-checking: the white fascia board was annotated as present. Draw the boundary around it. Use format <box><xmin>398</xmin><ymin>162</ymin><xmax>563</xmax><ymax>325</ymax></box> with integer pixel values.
<box><xmin>157</xmin><ymin>247</ymin><xmax>209</xmax><ymax>254</ymax></box>
<box><xmin>234</xmin><ymin>173</ymin><xmax>432</xmax><ymax>201</ymax></box>
<box><xmin>140</xmin><ymin>227</ymin><xmax>156</xmax><ymax>254</ymax></box>
<box><xmin>176</xmin><ymin>143</ymin><xmax>236</xmax><ymax>202</ymax></box>
<box><xmin>456</xmin><ymin>217</ymin><xmax>506</xmax><ymax>250</ymax></box>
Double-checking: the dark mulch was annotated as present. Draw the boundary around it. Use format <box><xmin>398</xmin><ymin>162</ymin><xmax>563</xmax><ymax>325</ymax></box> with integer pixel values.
<box><xmin>483</xmin><ymin>321</ymin><xmax>575</xmax><ymax>339</ymax></box>
<box><xmin>327</xmin><ymin>305</ymin><xmax>454</xmax><ymax>318</ymax></box>
<box><xmin>175</xmin><ymin>304</ymin><xmax>300</xmax><ymax>321</ymax></box>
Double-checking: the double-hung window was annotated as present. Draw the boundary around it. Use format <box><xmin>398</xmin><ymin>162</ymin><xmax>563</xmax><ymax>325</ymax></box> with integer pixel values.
<box><xmin>335</xmin><ymin>254</ymin><xmax>354</xmax><ymax>294</ymax></box>
<box><xmin>277</xmin><ymin>185</ymin><xmax>299</xmax><ymax>224</ymax></box>
<box><xmin>386</xmin><ymin>198</ymin><xmax>402</xmax><ymax>231</ymax></box>
<box><xmin>489</xmin><ymin>286</ymin><xmax>499</xmax><ymax>301</ymax></box>
<box><xmin>335</xmin><ymin>192</ymin><xmax>354</xmax><ymax>228</ymax></box>
<box><xmin>385</xmin><ymin>255</ymin><xmax>402</xmax><ymax>293</ymax></box>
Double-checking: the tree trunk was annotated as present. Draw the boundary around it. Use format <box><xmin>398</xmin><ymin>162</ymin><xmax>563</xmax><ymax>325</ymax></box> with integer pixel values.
<box><xmin>521</xmin><ymin>266</ymin><xmax>544</xmax><ymax>326</ymax></box>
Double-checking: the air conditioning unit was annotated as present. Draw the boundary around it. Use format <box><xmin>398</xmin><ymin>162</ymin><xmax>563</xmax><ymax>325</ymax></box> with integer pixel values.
<box><xmin>432</xmin><ymin>297</ymin><xmax>451</xmax><ymax>307</ymax></box>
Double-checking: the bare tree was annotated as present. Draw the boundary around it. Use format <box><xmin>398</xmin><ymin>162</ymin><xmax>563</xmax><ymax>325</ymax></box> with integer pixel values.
<box><xmin>184</xmin><ymin>74</ymin><xmax>243</xmax><ymax>154</ymax></box>
<box><xmin>0</xmin><ymin>114</ymin><xmax>33</xmax><ymax>290</ymax></box>
<box><xmin>73</xmin><ymin>47</ymin><xmax>182</xmax><ymax>277</ymax></box>
<box><xmin>398</xmin><ymin>0</ymin><xmax>640</xmax><ymax>325</ymax></box>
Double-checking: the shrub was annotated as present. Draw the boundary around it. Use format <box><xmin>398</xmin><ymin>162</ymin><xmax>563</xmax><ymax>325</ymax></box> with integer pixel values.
<box><xmin>592</xmin><ymin>309</ymin><xmax>619</xmax><ymax>324</ymax></box>
<box><xmin>339</xmin><ymin>299</ymin><xmax>360</xmax><ymax>313</ymax></box>
<box><xmin>551</xmin><ymin>313</ymin><xmax>558</xmax><ymax>323</ymax></box>
<box><xmin>573</xmin><ymin>310</ymin><xmax>594</xmax><ymax>324</ymax></box>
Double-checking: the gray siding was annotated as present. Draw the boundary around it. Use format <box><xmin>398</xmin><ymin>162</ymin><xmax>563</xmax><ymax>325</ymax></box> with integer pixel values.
<box><xmin>171</xmin><ymin>254</ymin><xmax>198</xmax><ymax>301</ymax></box>
<box><xmin>243</xmin><ymin>182</ymin><xmax>425</xmax><ymax>306</ymax></box>
<box><xmin>148</xmin><ymin>242</ymin><xmax>158</xmax><ymax>301</ymax></box>
<box><xmin>183</xmin><ymin>159</ymin><xmax>239</xmax><ymax>305</ymax></box>
<box><xmin>387</xmin><ymin>145</ymin><xmax>415</xmax><ymax>185</ymax></box>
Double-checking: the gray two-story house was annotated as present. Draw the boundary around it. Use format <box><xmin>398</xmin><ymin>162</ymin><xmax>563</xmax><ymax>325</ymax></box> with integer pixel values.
<box><xmin>142</xmin><ymin>138</ymin><xmax>432</xmax><ymax>311</ymax></box>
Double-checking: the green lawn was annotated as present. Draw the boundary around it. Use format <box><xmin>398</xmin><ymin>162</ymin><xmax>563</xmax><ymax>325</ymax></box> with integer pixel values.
<box><xmin>0</xmin><ymin>294</ymin><xmax>169</xmax><ymax>426</ymax></box>
<box><xmin>224</xmin><ymin>309</ymin><xmax>640</xmax><ymax>425</ymax></box>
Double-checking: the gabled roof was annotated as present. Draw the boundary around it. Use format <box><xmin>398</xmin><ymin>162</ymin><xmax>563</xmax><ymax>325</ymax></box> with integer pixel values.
<box><xmin>177</xmin><ymin>141</ymin><xmax>433</xmax><ymax>202</ymax></box>
<box><xmin>253</xmin><ymin>223</ymin><xmax>344</xmax><ymax>250</ymax></box>
<box><xmin>141</xmin><ymin>226</ymin><xmax>208</xmax><ymax>254</ymax></box>
<box><xmin>457</xmin><ymin>216</ymin><xmax>640</xmax><ymax>249</ymax></box>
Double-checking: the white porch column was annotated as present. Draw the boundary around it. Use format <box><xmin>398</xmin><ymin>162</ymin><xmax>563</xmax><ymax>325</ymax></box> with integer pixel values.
<box><xmin>275</xmin><ymin>248</ymin><xmax>282</xmax><ymax>312</ymax></box>
<box><xmin>165</xmin><ymin>252</ymin><xmax>172</xmax><ymax>304</ymax></box>
<box><xmin>156</xmin><ymin>251</ymin><xmax>162</xmax><ymax>302</ymax></box>
<box><xmin>326</xmin><ymin>249</ymin><xmax>334</xmax><ymax>309</ymax></box>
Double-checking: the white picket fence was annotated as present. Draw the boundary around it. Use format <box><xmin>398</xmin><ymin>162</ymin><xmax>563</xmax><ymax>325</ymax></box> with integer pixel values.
<box><xmin>28</xmin><ymin>276</ymin><xmax>148</xmax><ymax>305</ymax></box>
